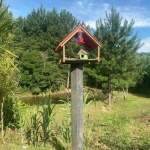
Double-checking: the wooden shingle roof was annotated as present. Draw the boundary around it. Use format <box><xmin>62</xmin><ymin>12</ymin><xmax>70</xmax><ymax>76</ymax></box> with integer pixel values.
<box><xmin>55</xmin><ymin>24</ymin><xmax>102</xmax><ymax>52</ymax></box>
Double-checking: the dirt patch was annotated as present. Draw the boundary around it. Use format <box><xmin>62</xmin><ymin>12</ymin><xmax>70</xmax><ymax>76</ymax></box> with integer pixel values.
<box><xmin>134</xmin><ymin>114</ymin><xmax>150</xmax><ymax>126</ymax></box>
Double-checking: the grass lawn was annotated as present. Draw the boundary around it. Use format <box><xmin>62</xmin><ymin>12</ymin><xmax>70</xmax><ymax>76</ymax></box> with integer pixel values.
<box><xmin>0</xmin><ymin>92</ymin><xmax>150</xmax><ymax>150</ymax></box>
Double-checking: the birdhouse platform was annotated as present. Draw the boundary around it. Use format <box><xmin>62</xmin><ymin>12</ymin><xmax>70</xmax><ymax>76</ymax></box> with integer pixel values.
<box><xmin>55</xmin><ymin>24</ymin><xmax>102</xmax><ymax>64</ymax></box>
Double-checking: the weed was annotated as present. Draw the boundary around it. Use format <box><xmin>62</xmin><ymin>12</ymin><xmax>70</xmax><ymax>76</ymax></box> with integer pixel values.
<box><xmin>83</xmin><ymin>92</ymin><xmax>95</xmax><ymax>148</ymax></box>
<box><xmin>54</xmin><ymin>100</ymin><xmax>71</xmax><ymax>149</ymax></box>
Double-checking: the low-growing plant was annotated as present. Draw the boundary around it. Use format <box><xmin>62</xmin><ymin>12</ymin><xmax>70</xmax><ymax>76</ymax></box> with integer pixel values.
<box><xmin>83</xmin><ymin>92</ymin><xmax>94</xmax><ymax>115</ymax></box>
<box><xmin>25</xmin><ymin>94</ymin><xmax>55</xmax><ymax>146</ymax></box>
<box><xmin>3</xmin><ymin>98</ymin><xmax>28</xmax><ymax>128</ymax></box>
<box><xmin>13</xmin><ymin>99</ymin><xmax>28</xmax><ymax>144</ymax></box>
<box><xmin>32</xmin><ymin>87</ymin><xmax>41</xmax><ymax>95</ymax></box>
<box><xmin>3</xmin><ymin>98</ymin><xmax>15</xmax><ymax>128</ymax></box>
<box><xmin>2</xmin><ymin>98</ymin><xmax>29</xmax><ymax>144</ymax></box>
<box><xmin>54</xmin><ymin>100</ymin><xmax>71</xmax><ymax>149</ymax></box>
<box><xmin>39</xmin><ymin>94</ymin><xmax>55</xmax><ymax>146</ymax></box>
<box><xmin>84</xmin><ymin>115</ymin><xmax>94</xmax><ymax>148</ymax></box>
<box><xmin>83</xmin><ymin>92</ymin><xmax>95</xmax><ymax>148</ymax></box>
<box><xmin>26</xmin><ymin>106</ymin><xmax>41</xmax><ymax>146</ymax></box>
<box><xmin>54</xmin><ymin>92</ymin><xmax>95</xmax><ymax>149</ymax></box>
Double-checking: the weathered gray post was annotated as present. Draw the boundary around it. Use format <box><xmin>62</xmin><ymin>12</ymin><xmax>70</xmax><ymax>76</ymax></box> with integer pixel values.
<box><xmin>71</xmin><ymin>63</ymin><xmax>84</xmax><ymax>150</ymax></box>
<box><xmin>55</xmin><ymin>24</ymin><xmax>102</xmax><ymax>150</ymax></box>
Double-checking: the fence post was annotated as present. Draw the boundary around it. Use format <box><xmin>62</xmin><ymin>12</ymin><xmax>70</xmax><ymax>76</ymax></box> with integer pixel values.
<box><xmin>71</xmin><ymin>63</ymin><xmax>84</xmax><ymax>150</ymax></box>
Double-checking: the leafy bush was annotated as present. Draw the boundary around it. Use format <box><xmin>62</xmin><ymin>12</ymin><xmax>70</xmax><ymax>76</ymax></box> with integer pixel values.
<box><xmin>3</xmin><ymin>98</ymin><xmax>28</xmax><ymax>129</ymax></box>
<box><xmin>32</xmin><ymin>87</ymin><xmax>41</xmax><ymax>95</ymax></box>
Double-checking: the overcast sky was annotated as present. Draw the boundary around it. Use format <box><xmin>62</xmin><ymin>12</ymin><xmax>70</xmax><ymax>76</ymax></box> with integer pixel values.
<box><xmin>5</xmin><ymin>0</ymin><xmax>150</xmax><ymax>53</ymax></box>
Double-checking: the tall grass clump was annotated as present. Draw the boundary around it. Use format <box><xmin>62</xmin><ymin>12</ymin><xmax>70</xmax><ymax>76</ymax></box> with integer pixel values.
<box><xmin>26</xmin><ymin>106</ymin><xmax>41</xmax><ymax>146</ymax></box>
<box><xmin>26</xmin><ymin>94</ymin><xmax>55</xmax><ymax>146</ymax></box>
<box><xmin>54</xmin><ymin>100</ymin><xmax>71</xmax><ymax>150</ymax></box>
<box><xmin>39</xmin><ymin>94</ymin><xmax>55</xmax><ymax>145</ymax></box>
<box><xmin>2</xmin><ymin>98</ymin><xmax>29</xmax><ymax>144</ymax></box>
<box><xmin>83</xmin><ymin>92</ymin><xmax>95</xmax><ymax>148</ymax></box>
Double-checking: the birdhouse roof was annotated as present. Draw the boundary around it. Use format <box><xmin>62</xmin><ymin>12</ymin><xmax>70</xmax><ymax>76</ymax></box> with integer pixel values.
<box><xmin>55</xmin><ymin>24</ymin><xmax>102</xmax><ymax>52</ymax></box>
<box><xmin>77</xmin><ymin>49</ymin><xmax>90</xmax><ymax>55</ymax></box>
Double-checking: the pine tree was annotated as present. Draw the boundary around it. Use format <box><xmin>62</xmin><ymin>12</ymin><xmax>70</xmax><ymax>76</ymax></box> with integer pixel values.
<box><xmin>86</xmin><ymin>7</ymin><xmax>142</xmax><ymax>105</ymax></box>
<box><xmin>132</xmin><ymin>53</ymin><xmax>150</xmax><ymax>94</ymax></box>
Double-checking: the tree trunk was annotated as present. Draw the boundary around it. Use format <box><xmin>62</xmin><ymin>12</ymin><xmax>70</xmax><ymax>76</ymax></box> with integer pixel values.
<box><xmin>107</xmin><ymin>72</ymin><xmax>112</xmax><ymax>105</ymax></box>
<box><xmin>108</xmin><ymin>90</ymin><xmax>111</xmax><ymax>105</ymax></box>
<box><xmin>126</xmin><ymin>86</ymin><xmax>128</xmax><ymax>98</ymax></box>
<box><xmin>112</xmin><ymin>90</ymin><xmax>115</xmax><ymax>102</ymax></box>
<box><xmin>108</xmin><ymin>81</ymin><xmax>112</xmax><ymax>105</ymax></box>
<box><xmin>122</xmin><ymin>86</ymin><xmax>128</xmax><ymax>100</ymax></box>
<box><xmin>67</xmin><ymin>69</ymin><xmax>70</xmax><ymax>89</ymax></box>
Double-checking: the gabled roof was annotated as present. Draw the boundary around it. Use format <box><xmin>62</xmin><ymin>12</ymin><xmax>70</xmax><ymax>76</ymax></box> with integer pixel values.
<box><xmin>77</xmin><ymin>49</ymin><xmax>90</xmax><ymax>55</ymax></box>
<box><xmin>55</xmin><ymin>24</ymin><xmax>102</xmax><ymax>52</ymax></box>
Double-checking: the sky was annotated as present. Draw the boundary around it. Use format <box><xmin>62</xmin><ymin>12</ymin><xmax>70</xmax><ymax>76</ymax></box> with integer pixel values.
<box><xmin>4</xmin><ymin>0</ymin><xmax>150</xmax><ymax>53</ymax></box>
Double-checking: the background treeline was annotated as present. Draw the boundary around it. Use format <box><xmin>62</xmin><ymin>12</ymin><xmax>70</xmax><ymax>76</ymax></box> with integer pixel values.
<box><xmin>1</xmin><ymin>4</ymin><xmax>150</xmax><ymax>103</ymax></box>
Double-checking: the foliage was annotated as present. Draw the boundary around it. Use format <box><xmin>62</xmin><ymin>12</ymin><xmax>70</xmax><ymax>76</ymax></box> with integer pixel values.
<box><xmin>54</xmin><ymin>100</ymin><xmax>71</xmax><ymax>150</ymax></box>
<box><xmin>1</xmin><ymin>92</ymin><xmax>150</xmax><ymax>149</ymax></box>
<box><xmin>32</xmin><ymin>87</ymin><xmax>41</xmax><ymax>95</ymax></box>
<box><xmin>0</xmin><ymin>3</ymin><xmax>18</xmax><ymax>101</ymax></box>
<box><xmin>83</xmin><ymin>92</ymin><xmax>94</xmax><ymax>114</ymax></box>
<box><xmin>11</xmin><ymin>4</ymin><xmax>148</xmax><ymax>99</ymax></box>
<box><xmin>26</xmin><ymin>94</ymin><xmax>55</xmax><ymax>146</ymax></box>
<box><xmin>3</xmin><ymin>98</ymin><xmax>15</xmax><ymax>127</ymax></box>
<box><xmin>1</xmin><ymin>97</ymin><xmax>28</xmax><ymax>144</ymax></box>
<box><xmin>1</xmin><ymin>1</ymin><xmax>150</xmax><ymax>149</ymax></box>
<box><xmin>39</xmin><ymin>94</ymin><xmax>55</xmax><ymax>145</ymax></box>
<box><xmin>0</xmin><ymin>1</ymin><xmax>20</xmax><ymax>144</ymax></box>
<box><xmin>131</xmin><ymin>52</ymin><xmax>150</xmax><ymax>94</ymax></box>
<box><xmin>12</xmin><ymin>6</ymin><xmax>80</xmax><ymax>92</ymax></box>
<box><xmin>83</xmin><ymin>92</ymin><xmax>95</xmax><ymax>147</ymax></box>
<box><xmin>85</xmin><ymin>7</ymin><xmax>143</xmax><ymax>104</ymax></box>
<box><xmin>26</xmin><ymin>106</ymin><xmax>41</xmax><ymax>146</ymax></box>
<box><xmin>53</xmin><ymin>93</ymin><xmax>94</xmax><ymax>149</ymax></box>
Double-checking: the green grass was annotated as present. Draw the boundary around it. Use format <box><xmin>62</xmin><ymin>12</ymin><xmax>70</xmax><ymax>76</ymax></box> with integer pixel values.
<box><xmin>0</xmin><ymin>92</ymin><xmax>150</xmax><ymax>149</ymax></box>
<box><xmin>86</xmin><ymin>93</ymin><xmax>150</xmax><ymax>149</ymax></box>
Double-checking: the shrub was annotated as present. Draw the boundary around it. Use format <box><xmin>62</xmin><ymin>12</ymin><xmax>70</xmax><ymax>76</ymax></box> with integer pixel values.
<box><xmin>32</xmin><ymin>87</ymin><xmax>41</xmax><ymax>95</ymax></box>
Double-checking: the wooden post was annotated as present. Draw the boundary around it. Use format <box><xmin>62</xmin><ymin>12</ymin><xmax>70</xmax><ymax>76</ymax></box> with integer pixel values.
<box><xmin>97</xmin><ymin>46</ymin><xmax>100</xmax><ymax>62</ymax></box>
<box><xmin>63</xmin><ymin>45</ymin><xmax>65</xmax><ymax>63</ymax></box>
<box><xmin>71</xmin><ymin>63</ymin><xmax>84</xmax><ymax>150</ymax></box>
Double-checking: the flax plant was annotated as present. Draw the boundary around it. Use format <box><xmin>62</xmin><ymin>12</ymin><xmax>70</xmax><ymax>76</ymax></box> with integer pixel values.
<box><xmin>25</xmin><ymin>94</ymin><xmax>55</xmax><ymax>146</ymax></box>
<box><xmin>39</xmin><ymin>94</ymin><xmax>55</xmax><ymax>146</ymax></box>
<box><xmin>26</xmin><ymin>106</ymin><xmax>41</xmax><ymax>146</ymax></box>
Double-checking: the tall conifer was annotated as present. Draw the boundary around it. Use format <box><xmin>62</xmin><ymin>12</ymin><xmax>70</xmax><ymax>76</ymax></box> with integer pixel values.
<box><xmin>86</xmin><ymin>7</ymin><xmax>142</xmax><ymax>105</ymax></box>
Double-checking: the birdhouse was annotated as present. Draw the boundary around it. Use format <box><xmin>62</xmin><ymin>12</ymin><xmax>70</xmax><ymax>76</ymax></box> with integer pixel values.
<box><xmin>77</xmin><ymin>49</ymin><xmax>89</xmax><ymax>59</ymax></box>
<box><xmin>55</xmin><ymin>24</ymin><xmax>102</xmax><ymax>64</ymax></box>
